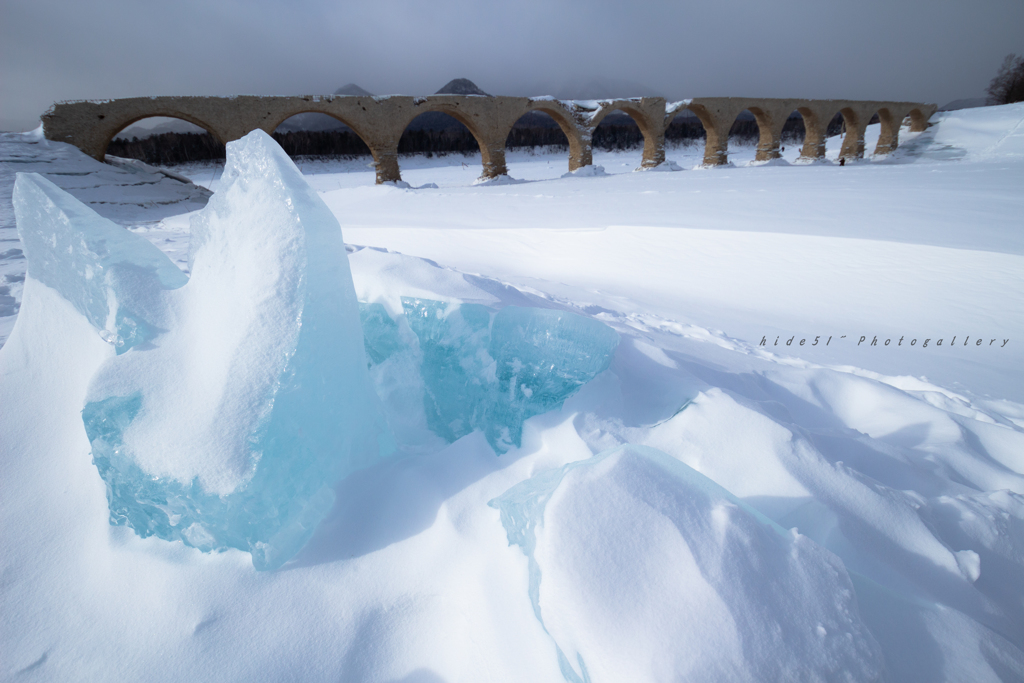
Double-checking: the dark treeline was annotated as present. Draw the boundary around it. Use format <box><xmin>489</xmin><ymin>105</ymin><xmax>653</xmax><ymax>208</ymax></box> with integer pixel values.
<box><xmin>398</xmin><ymin>127</ymin><xmax>480</xmax><ymax>155</ymax></box>
<box><xmin>274</xmin><ymin>130</ymin><xmax>371</xmax><ymax>156</ymax></box>
<box><xmin>506</xmin><ymin>126</ymin><xmax>573</xmax><ymax>149</ymax></box>
<box><xmin>107</xmin><ymin>132</ymin><xmax>225</xmax><ymax>164</ymax></box>
<box><xmin>106</xmin><ymin>111</ymin><xmax>860</xmax><ymax>165</ymax></box>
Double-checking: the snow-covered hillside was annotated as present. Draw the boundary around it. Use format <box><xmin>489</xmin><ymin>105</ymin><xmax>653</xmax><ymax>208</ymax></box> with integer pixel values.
<box><xmin>1</xmin><ymin>104</ymin><xmax>1023</xmax><ymax>682</ymax></box>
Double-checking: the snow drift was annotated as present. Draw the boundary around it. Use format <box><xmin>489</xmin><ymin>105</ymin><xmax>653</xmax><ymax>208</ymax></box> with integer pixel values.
<box><xmin>491</xmin><ymin>444</ymin><xmax>885</xmax><ymax>683</ymax></box>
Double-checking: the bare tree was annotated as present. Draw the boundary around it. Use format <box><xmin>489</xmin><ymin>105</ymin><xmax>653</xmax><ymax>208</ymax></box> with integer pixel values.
<box><xmin>987</xmin><ymin>54</ymin><xmax>1024</xmax><ymax>105</ymax></box>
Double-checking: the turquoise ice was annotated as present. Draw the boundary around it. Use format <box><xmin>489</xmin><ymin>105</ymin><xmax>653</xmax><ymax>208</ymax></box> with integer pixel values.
<box><xmin>12</xmin><ymin>173</ymin><xmax>187</xmax><ymax>353</ymax></box>
<box><xmin>14</xmin><ymin>131</ymin><xmax>389</xmax><ymax>570</ymax></box>
<box><xmin>363</xmin><ymin>298</ymin><xmax>619</xmax><ymax>453</ymax></box>
<box><xmin>485</xmin><ymin>305</ymin><xmax>620</xmax><ymax>451</ymax></box>
<box><xmin>403</xmin><ymin>298</ymin><xmax>494</xmax><ymax>443</ymax></box>
<box><xmin>13</xmin><ymin>130</ymin><xmax>617</xmax><ymax>571</ymax></box>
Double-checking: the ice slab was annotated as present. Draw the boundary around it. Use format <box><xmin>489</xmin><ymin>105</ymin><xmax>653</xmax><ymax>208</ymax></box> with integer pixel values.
<box><xmin>361</xmin><ymin>297</ymin><xmax>619</xmax><ymax>453</ymax></box>
<box><xmin>485</xmin><ymin>304</ymin><xmax>620</xmax><ymax>451</ymax></box>
<box><xmin>357</xmin><ymin>301</ymin><xmax>443</xmax><ymax>452</ymax></box>
<box><xmin>490</xmin><ymin>444</ymin><xmax>884</xmax><ymax>683</ymax></box>
<box><xmin>404</xmin><ymin>298</ymin><xmax>494</xmax><ymax>444</ymax></box>
<box><xmin>13</xmin><ymin>173</ymin><xmax>187</xmax><ymax>353</ymax></box>
<box><xmin>14</xmin><ymin>130</ymin><xmax>388</xmax><ymax>570</ymax></box>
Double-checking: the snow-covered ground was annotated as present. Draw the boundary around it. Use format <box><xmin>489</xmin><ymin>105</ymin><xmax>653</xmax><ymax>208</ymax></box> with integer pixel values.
<box><xmin>2</xmin><ymin>104</ymin><xmax>1023</xmax><ymax>682</ymax></box>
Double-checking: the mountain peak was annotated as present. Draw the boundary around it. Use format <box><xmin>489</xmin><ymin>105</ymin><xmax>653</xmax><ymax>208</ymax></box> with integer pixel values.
<box><xmin>435</xmin><ymin>78</ymin><xmax>491</xmax><ymax>97</ymax></box>
<box><xmin>334</xmin><ymin>83</ymin><xmax>374</xmax><ymax>97</ymax></box>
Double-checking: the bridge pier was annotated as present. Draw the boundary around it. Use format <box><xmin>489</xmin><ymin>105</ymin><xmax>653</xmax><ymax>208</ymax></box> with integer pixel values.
<box><xmin>568</xmin><ymin>134</ymin><xmax>593</xmax><ymax>171</ymax></box>
<box><xmin>480</xmin><ymin>145</ymin><xmax>508</xmax><ymax>178</ymax></box>
<box><xmin>749</xmin><ymin>105</ymin><xmax>790</xmax><ymax>162</ymax></box>
<box><xmin>372</xmin><ymin>148</ymin><xmax>402</xmax><ymax>184</ymax></box>
<box><xmin>755</xmin><ymin>127</ymin><xmax>783</xmax><ymax>162</ymax></box>
<box><xmin>839</xmin><ymin>128</ymin><xmax>867</xmax><ymax>160</ymax></box>
<box><xmin>794</xmin><ymin>105</ymin><xmax>830</xmax><ymax>161</ymax></box>
<box><xmin>873</xmin><ymin>108</ymin><xmax>903</xmax><ymax>156</ymax></box>
<box><xmin>640</xmin><ymin>129</ymin><xmax>666</xmax><ymax>168</ymax></box>
<box><xmin>838</xmin><ymin>107</ymin><xmax>870</xmax><ymax>161</ymax></box>
<box><xmin>684</xmin><ymin>101</ymin><xmax>745</xmax><ymax>166</ymax></box>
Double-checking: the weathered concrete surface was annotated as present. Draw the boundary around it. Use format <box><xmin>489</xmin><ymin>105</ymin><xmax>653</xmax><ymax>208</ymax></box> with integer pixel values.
<box><xmin>666</xmin><ymin>98</ymin><xmax>937</xmax><ymax>165</ymax></box>
<box><xmin>583</xmin><ymin>98</ymin><xmax>669</xmax><ymax>169</ymax></box>
<box><xmin>42</xmin><ymin>95</ymin><xmax>937</xmax><ymax>182</ymax></box>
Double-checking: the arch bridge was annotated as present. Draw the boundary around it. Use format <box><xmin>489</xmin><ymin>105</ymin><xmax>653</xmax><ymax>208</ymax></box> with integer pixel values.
<box><xmin>42</xmin><ymin>94</ymin><xmax>936</xmax><ymax>183</ymax></box>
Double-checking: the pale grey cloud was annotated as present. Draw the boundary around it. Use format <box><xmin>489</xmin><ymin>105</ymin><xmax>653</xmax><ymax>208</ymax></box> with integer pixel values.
<box><xmin>2</xmin><ymin>0</ymin><xmax>1022</xmax><ymax>130</ymax></box>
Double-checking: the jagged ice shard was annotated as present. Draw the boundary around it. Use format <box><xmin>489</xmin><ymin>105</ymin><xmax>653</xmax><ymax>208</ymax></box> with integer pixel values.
<box><xmin>12</xmin><ymin>173</ymin><xmax>189</xmax><ymax>352</ymax></box>
<box><xmin>13</xmin><ymin>131</ymin><xmax>388</xmax><ymax>570</ymax></box>
<box><xmin>361</xmin><ymin>298</ymin><xmax>619</xmax><ymax>453</ymax></box>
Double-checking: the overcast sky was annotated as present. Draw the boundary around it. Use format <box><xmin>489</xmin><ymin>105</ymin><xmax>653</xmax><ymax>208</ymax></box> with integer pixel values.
<box><xmin>2</xmin><ymin>0</ymin><xmax>1022</xmax><ymax>131</ymax></box>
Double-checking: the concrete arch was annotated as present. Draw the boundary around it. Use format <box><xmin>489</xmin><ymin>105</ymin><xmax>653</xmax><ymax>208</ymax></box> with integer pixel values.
<box><xmin>518</xmin><ymin>100</ymin><xmax>590</xmax><ymax>171</ymax></box>
<box><xmin>741</xmin><ymin>101</ymin><xmax>825</xmax><ymax>163</ymax></box>
<box><xmin>738</xmin><ymin>106</ymin><xmax>786</xmax><ymax>162</ymax></box>
<box><xmin>397</xmin><ymin>105</ymin><xmax>486</xmax><ymax>146</ymax></box>
<box><xmin>101</xmin><ymin>112</ymin><xmax>225</xmax><ymax>161</ymax></box>
<box><xmin>258</xmin><ymin>99</ymin><xmax>404</xmax><ymax>183</ymax></box>
<box><xmin>674</xmin><ymin>100</ymin><xmax>745</xmax><ymax>166</ymax></box>
<box><xmin>265</xmin><ymin>108</ymin><xmax>392</xmax><ymax>171</ymax></box>
<box><xmin>588</xmin><ymin>99</ymin><xmax>666</xmax><ymax>168</ymax></box>
<box><xmin>392</xmin><ymin>101</ymin><xmax>502</xmax><ymax>179</ymax></box>
<box><xmin>871</xmin><ymin>104</ymin><xmax>937</xmax><ymax>156</ymax></box>
<box><xmin>265</xmin><ymin>109</ymin><xmax>372</xmax><ymax>144</ymax></box>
